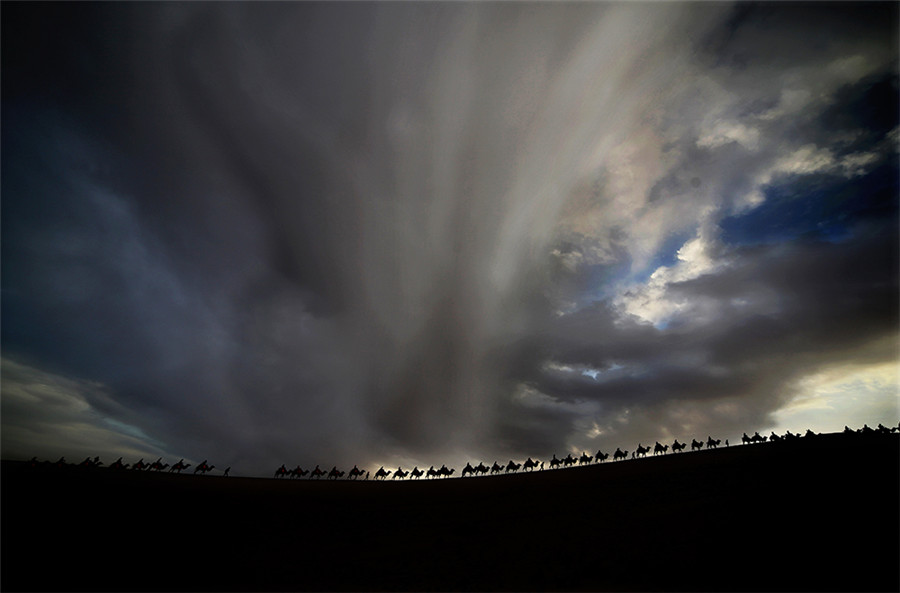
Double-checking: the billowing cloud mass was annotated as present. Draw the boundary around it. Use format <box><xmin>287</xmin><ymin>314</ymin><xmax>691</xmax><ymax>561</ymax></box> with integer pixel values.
<box><xmin>3</xmin><ymin>3</ymin><xmax>897</xmax><ymax>475</ymax></box>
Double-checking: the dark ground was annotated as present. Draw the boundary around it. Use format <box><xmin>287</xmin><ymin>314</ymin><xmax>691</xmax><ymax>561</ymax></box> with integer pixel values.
<box><xmin>3</xmin><ymin>432</ymin><xmax>898</xmax><ymax>592</ymax></box>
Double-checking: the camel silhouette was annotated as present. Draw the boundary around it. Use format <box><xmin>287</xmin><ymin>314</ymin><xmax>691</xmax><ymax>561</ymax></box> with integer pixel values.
<box><xmin>706</xmin><ymin>437</ymin><xmax>721</xmax><ymax>449</ymax></box>
<box><xmin>579</xmin><ymin>452</ymin><xmax>593</xmax><ymax>465</ymax></box>
<box><xmin>654</xmin><ymin>442</ymin><xmax>668</xmax><ymax>456</ymax></box>
<box><xmin>348</xmin><ymin>466</ymin><xmax>365</xmax><ymax>480</ymax></box>
<box><xmin>409</xmin><ymin>467</ymin><xmax>424</xmax><ymax>479</ymax></box>
<box><xmin>289</xmin><ymin>466</ymin><xmax>309</xmax><ymax>479</ymax></box>
<box><xmin>671</xmin><ymin>440</ymin><xmax>686</xmax><ymax>453</ymax></box>
<box><xmin>490</xmin><ymin>462</ymin><xmax>504</xmax><ymax>475</ymax></box>
<box><xmin>691</xmin><ymin>439</ymin><xmax>704</xmax><ymax>451</ymax></box>
<box><xmin>274</xmin><ymin>465</ymin><xmax>289</xmax><ymax>479</ymax></box>
<box><xmin>462</xmin><ymin>463</ymin><xmax>477</xmax><ymax>477</ymax></box>
<box><xmin>505</xmin><ymin>460</ymin><xmax>521</xmax><ymax>473</ymax></box>
<box><xmin>392</xmin><ymin>468</ymin><xmax>409</xmax><ymax>480</ymax></box>
<box><xmin>634</xmin><ymin>444</ymin><xmax>651</xmax><ymax>458</ymax></box>
<box><xmin>426</xmin><ymin>466</ymin><xmax>440</xmax><ymax>479</ymax></box>
<box><xmin>595</xmin><ymin>450</ymin><xmax>609</xmax><ymax>463</ymax></box>
<box><xmin>613</xmin><ymin>448</ymin><xmax>628</xmax><ymax>461</ymax></box>
<box><xmin>78</xmin><ymin>456</ymin><xmax>103</xmax><ymax>469</ymax></box>
<box><xmin>169</xmin><ymin>460</ymin><xmax>190</xmax><ymax>473</ymax></box>
<box><xmin>110</xmin><ymin>458</ymin><xmax>131</xmax><ymax>470</ymax></box>
<box><xmin>194</xmin><ymin>461</ymin><xmax>215</xmax><ymax>475</ymax></box>
<box><xmin>310</xmin><ymin>465</ymin><xmax>327</xmax><ymax>479</ymax></box>
<box><xmin>549</xmin><ymin>455</ymin><xmax>563</xmax><ymax>469</ymax></box>
<box><xmin>327</xmin><ymin>467</ymin><xmax>345</xmax><ymax>480</ymax></box>
<box><xmin>374</xmin><ymin>467</ymin><xmax>392</xmax><ymax>480</ymax></box>
<box><xmin>149</xmin><ymin>458</ymin><xmax>168</xmax><ymax>472</ymax></box>
<box><xmin>522</xmin><ymin>458</ymin><xmax>539</xmax><ymax>472</ymax></box>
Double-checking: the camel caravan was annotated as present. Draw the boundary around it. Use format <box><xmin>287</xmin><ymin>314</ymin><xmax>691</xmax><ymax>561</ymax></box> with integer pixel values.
<box><xmin>263</xmin><ymin>422</ymin><xmax>897</xmax><ymax>480</ymax></box>
<box><xmin>22</xmin><ymin>422</ymin><xmax>899</xmax><ymax>480</ymax></box>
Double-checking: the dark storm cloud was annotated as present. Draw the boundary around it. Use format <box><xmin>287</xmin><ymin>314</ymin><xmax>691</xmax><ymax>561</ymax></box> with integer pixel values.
<box><xmin>2</xmin><ymin>2</ymin><xmax>897</xmax><ymax>474</ymax></box>
<box><xmin>519</xmin><ymin>223</ymin><xmax>897</xmax><ymax>419</ymax></box>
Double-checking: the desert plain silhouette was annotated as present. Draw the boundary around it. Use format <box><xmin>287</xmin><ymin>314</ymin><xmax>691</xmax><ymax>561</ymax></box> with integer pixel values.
<box><xmin>2</xmin><ymin>431</ymin><xmax>898</xmax><ymax>591</ymax></box>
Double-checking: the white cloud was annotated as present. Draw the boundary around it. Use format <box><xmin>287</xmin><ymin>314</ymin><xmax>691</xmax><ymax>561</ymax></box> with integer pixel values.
<box><xmin>774</xmin><ymin>144</ymin><xmax>837</xmax><ymax>176</ymax></box>
<box><xmin>697</xmin><ymin>120</ymin><xmax>761</xmax><ymax>151</ymax></box>
<box><xmin>614</xmin><ymin>228</ymin><xmax>732</xmax><ymax>327</ymax></box>
<box><xmin>0</xmin><ymin>358</ymin><xmax>172</xmax><ymax>463</ymax></box>
<box><xmin>839</xmin><ymin>151</ymin><xmax>880</xmax><ymax>178</ymax></box>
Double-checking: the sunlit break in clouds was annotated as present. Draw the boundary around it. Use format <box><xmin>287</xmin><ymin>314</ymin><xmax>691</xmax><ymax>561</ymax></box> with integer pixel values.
<box><xmin>2</xmin><ymin>2</ymin><xmax>898</xmax><ymax>476</ymax></box>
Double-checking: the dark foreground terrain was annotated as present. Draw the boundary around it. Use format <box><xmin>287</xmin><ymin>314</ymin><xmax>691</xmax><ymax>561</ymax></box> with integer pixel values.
<box><xmin>3</xmin><ymin>432</ymin><xmax>898</xmax><ymax>592</ymax></box>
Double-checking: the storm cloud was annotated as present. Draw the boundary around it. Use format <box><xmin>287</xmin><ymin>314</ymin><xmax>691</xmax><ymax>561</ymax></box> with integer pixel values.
<box><xmin>3</xmin><ymin>2</ymin><xmax>897</xmax><ymax>475</ymax></box>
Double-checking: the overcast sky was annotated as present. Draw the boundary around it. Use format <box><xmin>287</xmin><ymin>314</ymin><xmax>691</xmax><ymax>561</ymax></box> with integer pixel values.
<box><xmin>2</xmin><ymin>2</ymin><xmax>897</xmax><ymax>476</ymax></box>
